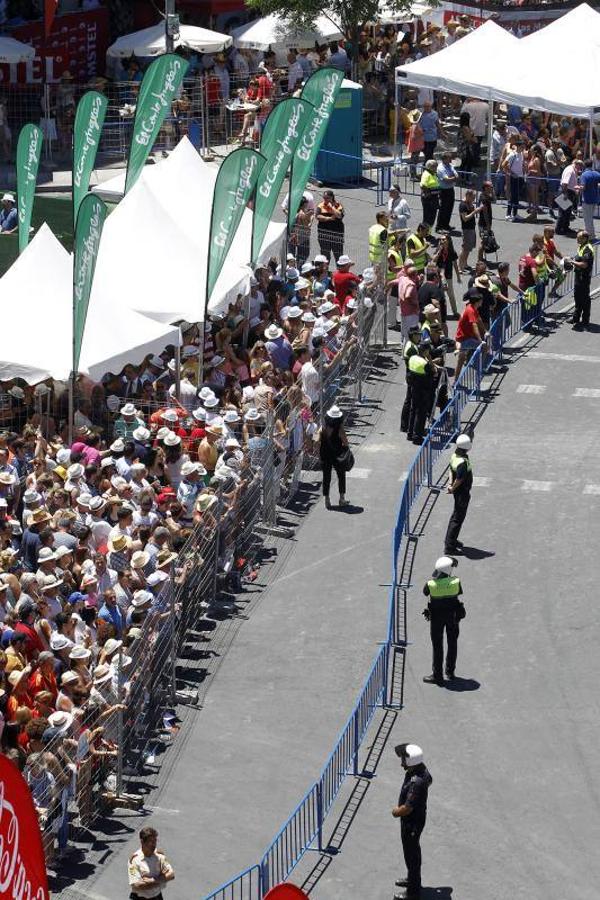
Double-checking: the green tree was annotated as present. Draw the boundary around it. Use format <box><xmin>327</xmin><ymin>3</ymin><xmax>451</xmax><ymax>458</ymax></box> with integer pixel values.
<box><xmin>245</xmin><ymin>0</ymin><xmax>437</xmax><ymax>69</ymax></box>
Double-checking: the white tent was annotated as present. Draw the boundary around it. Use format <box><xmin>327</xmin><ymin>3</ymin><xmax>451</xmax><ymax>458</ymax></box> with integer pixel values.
<box><xmin>231</xmin><ymin>13</ymin><xmax>343</xmax><ymax>51</ymax></box>
<box><xmin>107</xmin><ymin>22</ymin><xmax>231</xmax><ymax>58</ymax></box>
<box><xmin>91</xmin><ymin>138</ymin><xmax>286</xmax><ymax>323</ymax></box>
<box><xmin>0</xmin><ymin>225</ymin><xmax>180</xmax><ymax>385</ymax></box>
<box><xmin>0</xmin><ymin>36</ymin><xmax>35</xmax><ymax>64</ymax></box>
<box><xmin>396</xmin><ymin>20</ymin><xmax>519</xmax><ymax>100</ymax></box>
<box><xmin>499</xmin><ymin>3</ymin><xmax>600</xmax><ymax>117</ymax></box>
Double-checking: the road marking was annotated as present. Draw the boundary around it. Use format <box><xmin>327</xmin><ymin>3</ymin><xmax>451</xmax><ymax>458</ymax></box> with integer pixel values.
<box><xmin>274</xmin><ymin>530</ymin><xmax>390</xmax><ymax>587</ymax></box>
<box><xmin>573</xmin><ymin>387</ymin><xmax>600</xmax><ymax>398</ymax></box>
<box><xmin>516</xmin><ymin>384</ymin><xmax>546</xmax><ymax>394</ymax></box>
<box><xmin>583</xmin><ymin>484</ymin><xmax>600</xmax><ymax>495</ymax></box>
<box><xmin>528</xmin><ymin>351</ymin><xmax>600</xmax><ymax>364</ymax></box>
<box><xmin>347</xmin><ymin>467</ymin><xmax>371</xmax><ymax>479</ymax></box>
<box><xmin>473</xmin><ymin>476</ymin><xmax>491</xmax><ymax>487</ymax></box>
<box><xmin>521</xmin><ymin>480</ymin><xmax>553</xmax><ymax>492</ymax></box>
<box><xmin>145</xmin><ymin>805</ymin><xmax>181</xmax><ymax>815</ymax></box>
<box><xmin>363</xmin><ymin>442</ymin><xmax>404</xmax><ymax>454</ymax></box>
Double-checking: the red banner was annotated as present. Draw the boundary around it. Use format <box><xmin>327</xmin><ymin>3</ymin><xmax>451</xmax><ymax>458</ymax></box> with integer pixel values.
<box><xmin>264</xmin><ymin>887</ymin><xmax>309</xmax><ymax>899</ymax></box>
<box><xmin>0</xmin><ymin>8</ymin><xmax>110</xmax><ymax>84</ymax></box>
<box><xmin>44</xmin><ymin>0</ymin><xmax>58</xmax><ymax>39</ymax></box>
<box><xmin>0</xmin><ymin>754</ymin><xmax>50</xmax><ymax>898</ymax></box>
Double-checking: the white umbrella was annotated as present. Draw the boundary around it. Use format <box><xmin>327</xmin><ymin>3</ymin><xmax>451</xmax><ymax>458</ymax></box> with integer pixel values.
<box><xmin>0</xmin><ymin>36</ymin><xmax>35</xmax><ymax>64</ymax></box>
<box><xmin>107</xmin><ymin>23</ymin><xmax>232</xmax><ymax>58</ymax></box>
<box><xmin>232</xmin><ymin>13</ymin><xmax>343</xmax><ymax>51</ymax></box>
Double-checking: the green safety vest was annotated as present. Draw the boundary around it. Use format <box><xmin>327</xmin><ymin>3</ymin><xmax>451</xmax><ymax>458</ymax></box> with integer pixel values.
<box><xmin>420</xmin><ymin>170</ymin><xmax>440</xmax><ymax>191</ymax></box>
<box><xmin>408</xmin><ymin>354</ymin><xmax>427</xmax><ymax>375</ymax></box>
<box><xmin>406</xmin><ymin>234</ymin><xmax>428</xmax><ymax>271</ymax></box>
<box><xmin>523</xmin><ymin>286</ymin><xmax>538</xmax><ymax>309</ymax></box>
<box><xmin>427</xmin><ymin>575</ymin><xmax>461</xmax><ymax>598</ymax></box>
<box><xmin>450</xmin><ymin>452</ymin><xmax>472</xmax><ymax>474</ymax></box>
<box><xmin>403</xmin><ymin>339</ymin><xmax>418</xmax><ymax>361</ymax></box>
<box><xmin>578</xmin><ymin>242</ymin><xmax>595</xmax><ymax>262</ymax></box>
<box><xmin>369</xmin><ymin>223</ymin><xmax>387</xmax><ymax>263</ymax></box>
<box><xmin>387</xmin><ymin>246</ymin><xmax>403</xmax><ymax>282</ymax></box>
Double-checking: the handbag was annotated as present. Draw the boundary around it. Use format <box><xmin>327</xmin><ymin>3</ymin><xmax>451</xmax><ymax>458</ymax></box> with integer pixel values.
<box><xmin>456</xmin><ymin>601</ymin><xmax>466</xmax><ymax>621</ymax></box>
<box><xmin>336</xmin><ymin>447</ymin><xmax>355</xmax><ymax>472</ymax></box>
<box><xmin>481</xmin><ymin>229</ymin><xmax>499</xmax><ymax>254</ymax></box>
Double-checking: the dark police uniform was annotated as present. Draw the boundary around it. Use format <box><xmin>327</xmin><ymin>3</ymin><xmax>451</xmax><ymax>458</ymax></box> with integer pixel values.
<box><xmin>444</xmin><ymin>449</ymin><xmax>473</xmax><ymax>553</ymax></box>
<box><xmin>401</xmin><ymin>334</ymin><xmax>420</xmax><ymax>433</ymax></box>
<box><xmin>407</xmin><ymin>351</ymin><xmax>435</xmax><ymax>443</ymax></box>
<box><xmin>423</xmin><ymin>573</ymin><xmax>464</xmax><ymax>681</ymax></box>
<box><xmin>572</xmin><ymin>241</ymin><xmax>594</xmax><ymax>327</ymax></box>
<box><xmin>398</xmin><ymin>764</ymin><xmax>433</xmax><ymax>898</ymax></box>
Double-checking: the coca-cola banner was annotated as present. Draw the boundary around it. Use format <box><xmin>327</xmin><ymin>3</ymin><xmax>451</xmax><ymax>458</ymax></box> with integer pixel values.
<box><xmin>0</xmin><ymin>754</ymin><xmax>50</xmax><ymax>898</ymax></box>
<box><xmin>0</xmin><ymin>8</ymin><xmax>110</xmax><ymax>84</ymax></box>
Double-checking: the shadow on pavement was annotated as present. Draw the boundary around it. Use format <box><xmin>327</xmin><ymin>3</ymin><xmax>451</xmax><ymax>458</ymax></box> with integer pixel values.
<box><xmin>444</xmin><ymin>677</ymin><xmax>480</xmax><ymax>692</ymax></box>
<box><xmin>459</xmin><ymin>545</ymin><xmax>495</xmax><ymax>560</ymax></box>
<box><xmin>421</xmin><ymin>887</ymin><xmax>453</xmax><ymax>899</ymax></box>
<box><xmin>336</xmin><ymin>503</ymin><xmax>364</xmax><ymax>514</ymax></box>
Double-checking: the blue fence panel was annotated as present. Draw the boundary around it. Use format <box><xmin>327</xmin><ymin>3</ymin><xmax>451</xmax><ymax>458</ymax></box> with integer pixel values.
<box><xmin>202</xmin><ymin>865</ymin><xmax>263</xmax><ymax>900</ymax></box>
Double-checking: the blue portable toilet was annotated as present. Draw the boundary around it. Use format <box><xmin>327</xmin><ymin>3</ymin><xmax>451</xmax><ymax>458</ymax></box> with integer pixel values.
<box><xmin>313</xmin><ymin>80</ymin><xmax>363</xmax><ymax>184</ymax></box>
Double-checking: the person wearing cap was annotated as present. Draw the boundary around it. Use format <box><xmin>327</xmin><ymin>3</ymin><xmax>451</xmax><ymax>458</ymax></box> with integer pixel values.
<box><xmin>177</xmin><ymin>461</ymin><xmax>207</xmax><ymax>525</ymax></box>
<box><xmin>316</xmin><ymin>190</ymin><xmax>345</xmax><ymax>263</ymax></box>
<box><xmin>319</xmin><ymin>405</ymin><xmax>350</xmax><ymax>509</ymax></box>
<box><xmin>6</xmin><ymin>667</ymin><xmax>33</xmax><ymax>720</ymax></box>
<box><xmin>128</xmin><ymin>826</ymin><xmax>175</xmax><ymax>900</ymax></box>
<box><xmin>114</xmin><ymin>403</ymin><xmax>145</xmax><ymax>441</ymax></box>
<box><xmin>445</xmin><ymin>432</ymin><xmax>473</xmax><ymax>554</ymax></box>
<box><xmin>422</xmin><ymin>556</ymin><xmax>465</xmax><ymax>684</ymax></box>
<box><xmin>0</xmin><ymin>192</ymin><xmax>17</xmax><ymax>234</ymax></box>
<box><xmin>264</xmin><ymin>323</ymin><xmax>293</xmax><ymax>371</ymax></box>
<box><xmin>312</xmin><ymin>255</ymin><xmax>331</xmax><ymax>296</ymax></box>
<box><xmin>418</xmin><ymin>268</ymin><xmax>447</xmax><ymax>333</ymax></box>
<box><xmin>332</xmin><ymin>255</ymin><xmax>360</xmax><ymax>310</ymax></box>
<box><xmin>392</xmin><ymin>743</ymin><xmax>432</xmax><ymax>900</ymax></box>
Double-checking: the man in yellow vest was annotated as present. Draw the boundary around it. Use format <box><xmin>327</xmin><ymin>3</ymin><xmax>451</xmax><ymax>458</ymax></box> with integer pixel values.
<box><xmin>406</xmin><ymin>222</ymin><xmax>430</xmax><ymax>274</ymax></box>
<box><xmin>407</xmin><ymin>340</ymin><xmax>435</xmax><ymax>444</ymax></box>
<box><xmin>422</xmin><ymin>555</ymin><xmax>464</xmax><ymax>684</ymax></box>
<box><xmin>420</xmin><ymin>159</ymin><xmax>440</xmax><ymax>229</ymax></box>
<box><xmin>444</xmin><ymin>432</ymin><xmax>473</xmax><ymax>554</ymax></box>
<box><xmin>569</xmin><ymin>229</ymin><xmax>595</xmax><ymax>330</ymax></box>
<box><xmin>368</xmin><ymin>212</ymin><xmax>389</xmax><ymax>280</ymax></box>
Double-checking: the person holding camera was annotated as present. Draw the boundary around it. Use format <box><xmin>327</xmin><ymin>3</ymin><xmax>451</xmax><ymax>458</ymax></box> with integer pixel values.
<box><xmin>422</xmin><ymin>555</ymin><xmax>465</xmax><ymax>685</ymax></box>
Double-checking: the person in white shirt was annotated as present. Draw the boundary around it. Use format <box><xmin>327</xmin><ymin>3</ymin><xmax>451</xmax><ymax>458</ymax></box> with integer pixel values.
<box><xmin>286</xmin><ymin>50</ymin><xmax>304</xmax><ymax>92</ymax></box>
<box><xmin>503</xmin><ymin>139</ymin><xmax>525</xmax><ymax>221</ymax></box>
<box><xmin>300</xmin><ymin>349</ymin><xmax>321</xmax><ymax>406</ymax></box>
<box><xmin>461</xmin><ymin>98</ymin><xmax>488</xmax><ymax>163</ymax></box>
<box><xmin>282</xmin><ymin>189</ymin><xmax>315</xmax><ymax>215</ymax></box>
<box><xmin>168</xmin><ymin>372</ymin><xmax>197</xmax><ymax>413</ymax></box>
<box><xmin>387</xmin><ymin>186</ymin><xmax>411</xmax><ymax>233</ymax></box>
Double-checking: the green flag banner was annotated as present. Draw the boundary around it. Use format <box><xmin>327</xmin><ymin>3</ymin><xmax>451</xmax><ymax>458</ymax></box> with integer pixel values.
<box><xmin>73</xmin><ymin>194</ymin><xmax>107</xmax><ymax>373</ymax></box>
<box><xmin>16</xmin><ymin>124</ymin><xmax>43</xmax><ymax>254</ymax></box>
<box><xmin>287</xmin><ymin>67</ymin><xmax>344</xmax><ymax>232</ymax></box>
<box><xmin>73</xmin><ymin>91</ymin><xmax>108</xmax><ymax>224</ymax></box>
<box><xmin>251</xmin><ymin>97</ymin><xmax>314</xmax><ymax>264</ymax></box>
<box><xmin>125</xmin><ymin>53</ymin><xmax>189</xmax><ymax>194</ymax></box>
<box><xmin>206</xmin><ymin>147</ymin><xmax>265</xmax><ymax>303</ymax></box>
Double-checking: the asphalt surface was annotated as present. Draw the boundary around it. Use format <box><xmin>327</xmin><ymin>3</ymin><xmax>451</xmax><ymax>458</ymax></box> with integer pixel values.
<box><xmin>291</xmin><ymin>303</ymin><xmax>600</xmax><ymax>899</ymax></box>
<box><xmin>62</xmin><ymin>182</ymin><xmax>593</xmax><ymax>899</ymax></box>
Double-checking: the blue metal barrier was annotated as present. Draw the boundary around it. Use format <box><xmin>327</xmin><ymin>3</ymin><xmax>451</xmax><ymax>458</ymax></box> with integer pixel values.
<box><xmin>202</xmin><ymin>252</ymin><xmax>594</xmax><ymax>900</ymax></box>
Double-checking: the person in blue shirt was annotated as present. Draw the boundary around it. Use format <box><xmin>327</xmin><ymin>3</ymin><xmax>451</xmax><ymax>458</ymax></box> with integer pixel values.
<box><xmin>420</xmin><ymin>100</ymin><xmax>445</xmax><ymax>162</ymax></box>
<box><xmin>97</xmin><ymin>589</ymin><xmax>124</xmax><ymax>638</ymax></box>
<box><xmin>0</xmin><ymin>193</ymin><xmax>17</xmax><ymax>234</ymax></box>
<box><xmin>580</xmin><ymin>159</ymin><xmax>600</xmax><ymax>240</ymax></box>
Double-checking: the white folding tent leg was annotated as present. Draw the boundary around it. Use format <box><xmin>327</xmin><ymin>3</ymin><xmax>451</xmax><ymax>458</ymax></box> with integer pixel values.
<box><xmin>486</xmin><ymin>99</ymin><xmax>494</xmax><ymax>182</ymax></box>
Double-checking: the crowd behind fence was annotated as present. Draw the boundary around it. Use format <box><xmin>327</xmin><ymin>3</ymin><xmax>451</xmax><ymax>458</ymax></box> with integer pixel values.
<box><xmin>25</xmin><ymin>280</ymin><xmax>387</xmax><ymax>873</ymax></box>
<box><xmin>199</xmin><ymin>222</ymin><xmax>595</xmax><ymax>900</ymax></box>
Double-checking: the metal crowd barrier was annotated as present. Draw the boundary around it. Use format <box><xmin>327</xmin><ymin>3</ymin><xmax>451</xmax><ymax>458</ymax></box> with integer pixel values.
<box><xmin>201</xmin><ymin>249</ymin><xmax>596</xmax><ymax>900</ymax></box>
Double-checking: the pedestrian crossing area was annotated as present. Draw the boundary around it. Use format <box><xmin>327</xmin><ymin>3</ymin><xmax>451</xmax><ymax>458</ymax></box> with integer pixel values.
<box><xmin>345</xmin><ymin>465</ymin><xmax>600</xmax><ymax>497</ymax></box>
<box><xmin>516</xmin><ymin>383</ymin><xmax>600</xmax><ymax>397</ymax></box>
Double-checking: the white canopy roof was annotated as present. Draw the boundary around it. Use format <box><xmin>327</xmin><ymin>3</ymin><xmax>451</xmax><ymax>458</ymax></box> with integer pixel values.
<box><xmin>91</xmin><ymin>138</ymin><xmax>286</xmax><ymax>323</ymax></box>
<box><xmin>0</xmin><ymin>36</ymin><xmax>35</xmax><ymax>63</ymax></box>
<box><xmin>231</xmin><ymin>13</ymin><xmax>343</xmax><ymax>51</ymax></box>
<box><xmin>396</xmin><ymin>20</ymin><xmax>519</xmax><ymax>101</ymax></box>
<box><xmin>0</xmin><ymin>225</ymin><xmax>180</xmax><ymax>385</ymax></box>
<box><xmin>397</xmin><ymin>5</ymin><xmax>600</xmax><ymax>117</ymax></box>
<box><xmin>107</xmin><ymin>22</ymin><xmax>231</xmax><ymax>58</ymax></box>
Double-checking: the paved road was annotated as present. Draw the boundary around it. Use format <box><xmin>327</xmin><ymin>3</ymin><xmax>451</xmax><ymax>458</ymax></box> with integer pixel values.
<box><xmin>292</xmin><ymin>311</ymin><xmax>600</xmax><ymax>900</ymax></box>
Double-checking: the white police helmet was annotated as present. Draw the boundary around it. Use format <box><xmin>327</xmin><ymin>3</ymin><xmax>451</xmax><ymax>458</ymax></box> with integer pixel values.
<box><xmin>395</xmin><ymin>743</ymin><xmax>424</xmax><ymax>766</ymax></box>
<box><xmin>456</xmin><ymin>434</ymin><xmax>472</xmax><ymax>450</ymax></box>
<box><xmin>435</xmin><ymin>556</ymin><xmax>454</xmax><ymax>575</ymax></box>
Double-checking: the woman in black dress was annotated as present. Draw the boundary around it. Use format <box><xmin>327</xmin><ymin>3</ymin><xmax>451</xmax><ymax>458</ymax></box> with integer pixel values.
<box><xmin>319</xmin><ymin>405</ymin><xmax>350</xmax><ymax>509</ymax></box>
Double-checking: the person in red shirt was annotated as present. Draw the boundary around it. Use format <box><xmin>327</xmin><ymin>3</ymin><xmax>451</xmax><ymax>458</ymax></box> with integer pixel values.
<box><xmin>6</xmin><ymin>668</ymin><xmax>34</xmax><ymax>722</ymax></box>
<box><xmin>454</xmin><ymin>291</ymin><xmax>485</xmax><ymax>381</ymax></box>
<box><xmin>332</xmin><ymin>256</ymin><xmax>360</xmax><ymax>308</ymax></box>
<box><xmin>14</xmin><ymin>603</ymin><xmax>44</xmax><ymax>661</ymax></box>
<box><xmin>518</xmin><ymin>243</ymin><xmax>539</xmax><ymax>292</ymax></box>
<box><xmin>28</xmin><ymin>652</ymin><xmax>58</xmax><ymax>705</ymax></box>
<box><xmin>257</xmin><ymin>65</ymin><xmax>274</xmax><ymax>101</ymax></box>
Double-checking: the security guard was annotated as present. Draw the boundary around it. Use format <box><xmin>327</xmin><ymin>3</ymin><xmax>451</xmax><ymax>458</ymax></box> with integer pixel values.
<box><xmin>444</xmin><ymin>433</ymin><xmax>473</xmax><ymax>554</ymax></box>
<box><xmin>392</xmin><ymin>743</ymin><xmax>433</xmax><ymax>900</ymax></box>
<box><xmin>570</xmin><ymin>229</ymin><xmax>595</xmax><ymax>329</ymax></box>
<box><xmin>368</xmin><ymin>212</ymin><xmax>389</xmax><ymax>276</ymax></box>
<box><xmin>422</xmin><ymin>555</ymin><xmax>465</xmax><ymax>684</ymax></box>
<box><xmin>405</xmin><ymin>222</ymin><xmax>430</xmax><ymax>275</ymax></box>
<box><xmin>407</xmin><ymin>340</ymin><xmax>435</xmax><ymax>444</ymax></box>
<box><xmin>401</xmin><ymin>325</ymin><xmax>421</xmax><ymax>434</ymax></box>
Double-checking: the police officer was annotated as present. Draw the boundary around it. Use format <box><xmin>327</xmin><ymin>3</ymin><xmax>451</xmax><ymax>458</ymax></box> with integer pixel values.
<box><xmin>368</xmin><ymin>211</ymin><xmax>389</xmax><ymax>277</ymax></box>
<box><xmin>444</xmin><ymin>433</ymin><xmax>473</xmax><ymax>554</ymax></box>
<box><xmin>422</xmin><ymin>555</ymin><xmax>465</xmax><ymax>684</ymax></box>
<box><xmin>392</xmin><ymin>743</ymin><xmax>433</xmax><ymax>900</ymax></box>
<box><xmin>405</xmin><ymin>222</ymin><xmax>430</xmax><ymax>275</ymax></box>
<box><xmin>569</xmin><ymin>229</ymin><xmax>595</xmax><ymax>330</ymax></box>
<box><xmin>407</xmin><ymin>341</ymin><xmax>436</xmax><ymax>445</ymax></box>
<box><xmin>401</xmin><ymin>325</ymin><xmax>421</xmax><ymax>434</ymax></box>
